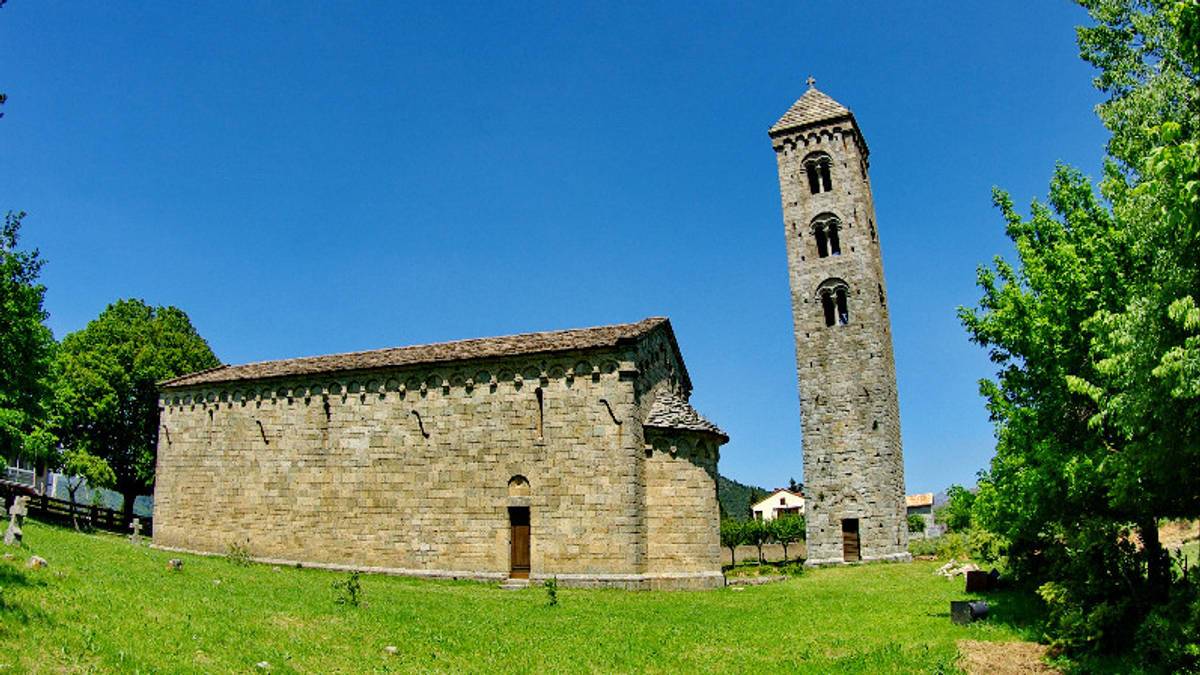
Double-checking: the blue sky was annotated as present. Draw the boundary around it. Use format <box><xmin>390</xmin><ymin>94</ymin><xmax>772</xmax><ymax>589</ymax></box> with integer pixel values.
<box><xmin>1</xmin><ymin>2</ymin><xmax>1109</xmax><ymax>493</ymax></box>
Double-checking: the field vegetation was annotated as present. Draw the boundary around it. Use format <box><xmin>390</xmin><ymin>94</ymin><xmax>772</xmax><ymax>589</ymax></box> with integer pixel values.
<box><xmin>0</xmin><ymin>520</ymin><xmax>1045</xmax><ymax>673</ymax></box>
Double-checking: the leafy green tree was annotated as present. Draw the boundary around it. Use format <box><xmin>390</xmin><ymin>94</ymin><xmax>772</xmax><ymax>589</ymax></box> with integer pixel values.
<box><xmin>719</xmin><ymin>519</ymin><xmax>744</xmax><ymax>566</ymax></box>
<box><xmin>53</xmin><ymin>300</ymin><xmax>219</xmax><ymax>521</ymax></box>
<box><xmin>962</xmin><ymin>0</ymin><xmax>1199</xmax><ymax>664</ymax></box>
<box><xmin>907</xmin><ymin>514</ymin><xmax>926</xmax><ymax>535</ymax></box>
<box><xmin>934</xmin><ymin>485</ymin><xmax>975</xmax><ymax>533</ymax></box>
<box><xmin>769</xmin><ymin>514</ymin><xmax>805</xmax><ymax>561</ymax></box>
<box><xmin>743</xmin><ymin>518</ymin><xmax>771</xmax><ymax>565</ymax></box>
<box><xmin>61</xmin><ymin>449</ymin><xmax>116</xmax><ymax>531</ymax></box>
<box><xmin>0</xmin><ymin>211</ymin><xmax>56</xmax><ymax>479</ymax></box>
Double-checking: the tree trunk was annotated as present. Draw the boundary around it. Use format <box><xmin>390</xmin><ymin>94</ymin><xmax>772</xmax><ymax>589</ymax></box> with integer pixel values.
<box><xmin>67</xmin><ymin>485</ymin><xmax>80</xmax><ymax>531</ymax></box>
<box><xmin>118</xmin><ymin>485</ymin><xmax>137</xmax><ymax>526</ymax></box>
<box><xmin>1139</xmin><ymin>519</ymin><xmax>1168</xmax><ymax>602</ymax></box>
<box><xmin>782</xmin><ymin>543</ymin><xmax>789</xmax><ymax>561</ymax></box>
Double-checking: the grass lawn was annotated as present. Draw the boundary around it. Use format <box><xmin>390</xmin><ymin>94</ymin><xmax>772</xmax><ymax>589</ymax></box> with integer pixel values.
<box><xmin>0</xmin><ymin>520</ymin><xmax>1045</xmax><ymax>673</ymax></box>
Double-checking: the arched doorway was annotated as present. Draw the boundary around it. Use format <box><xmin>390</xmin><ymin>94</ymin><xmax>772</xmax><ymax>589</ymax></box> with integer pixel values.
<box><xmin>507</xmin><ymin>476</ymin><xmax>531</xmax><ymax>579</ymax></box>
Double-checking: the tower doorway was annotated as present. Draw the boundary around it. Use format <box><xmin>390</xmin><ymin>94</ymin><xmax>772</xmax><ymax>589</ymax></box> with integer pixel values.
<box><xmin>842</xmin><ymin>518</ymin><xmax>861</xmax><ymax>562</ymax></box>
<box><xmin>508</xmin><ymin>506</ymin><xmax>530</xmax><ymax>579</ymax></box>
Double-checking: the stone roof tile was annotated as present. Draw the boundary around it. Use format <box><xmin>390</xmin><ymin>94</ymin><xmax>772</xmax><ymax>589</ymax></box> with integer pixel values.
<box><xmin>643</xmin><ymin>389</ymin><xmax>728</xmax><ymax>442</ymax></box>
<box><xmin>161</xmin><ymin>317</ymin><xmax>669</xmax><ymax>389</ymax></box>
<box><xmin>769</xmin><ymin>87</ymin><xmax>853</xmax><ymax>135</ymax></box>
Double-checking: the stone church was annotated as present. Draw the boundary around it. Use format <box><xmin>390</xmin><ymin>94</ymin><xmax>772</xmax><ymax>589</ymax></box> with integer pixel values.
<box><xmin>769</xmin><ymin>83</ymin><xmax>911</xmax><ymax>565</ymax></box>
<box><xmin>153</xmin><ymin>317</ymin><xmax>727</xmax><ymax>589</ymax></box>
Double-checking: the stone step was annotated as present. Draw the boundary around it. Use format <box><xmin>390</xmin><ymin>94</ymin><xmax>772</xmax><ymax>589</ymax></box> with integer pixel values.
<box><xmin>499</xmin><ymin>578</ymin><xmax>530</xmax><ymax>590</ymax></box>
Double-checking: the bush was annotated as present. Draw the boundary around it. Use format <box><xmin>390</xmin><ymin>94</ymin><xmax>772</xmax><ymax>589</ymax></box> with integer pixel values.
<box><xmin>907</xmin><ymin>514</ymin><xmax>926</xmax><ymax>534</ymax></box>
<box><xmin>906</xmin><ymin>528</ymin><xmax>1006</xmax><ymax>565</ymax></box>
<box><xmin>543</xmin><ymin>577</ymin><xmax>558</xmax><ymax>607</ymax></box>
<box><xmin>226</xmin><ymin>541</ymin><xmax>252</xmax><ymax>566</ymax></box>
<box><xmin>333</xmin><ymin>571</ymin><xmax>362</xmax><ymax>607</ymax></box>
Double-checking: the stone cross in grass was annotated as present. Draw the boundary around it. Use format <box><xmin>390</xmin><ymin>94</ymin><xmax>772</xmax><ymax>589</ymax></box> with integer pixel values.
<box><xmin>4</xmin><ymin>496</ymin><xmax>30</xmax><ymax>546</ymax></box>
<box><xmin>129</xmin><ymin>517</ymin><xmax>143</xmax><ymax>545</ymax></box>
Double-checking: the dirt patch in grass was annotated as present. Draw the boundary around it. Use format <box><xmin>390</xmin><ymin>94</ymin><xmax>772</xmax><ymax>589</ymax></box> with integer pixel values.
<box><xmin>958</xmin><ymin>640</ymin><xmax>1057</xmax><ymax>674</ymax></box>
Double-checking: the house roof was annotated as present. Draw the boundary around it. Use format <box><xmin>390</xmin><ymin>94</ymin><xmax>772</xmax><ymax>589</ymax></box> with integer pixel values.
<box><xmin>906</xmin><ymin>493</ymin><xmax>935</xmax><ymax>508</ymax></box>
<box><xmin>642</xmin><ymin>389</ymin><xmax>728</xmax><ymax>442</ymax></box>
<box><xmin>752</xmin><ymin>489</ymin><xmax>804</xmax><ymax>510</ymax></box>
<box><xmin>161</xmin><ymin>317</ymin><xmax>683</xmax><ymax>389</ymax></box>
<box><xmin>769</xmin><ymin>86</ymin><xmax>854</xmax><ymax>136</ymax></box>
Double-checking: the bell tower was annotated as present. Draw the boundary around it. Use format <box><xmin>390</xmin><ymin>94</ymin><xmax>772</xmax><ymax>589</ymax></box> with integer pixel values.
<box><xmin>769</xmin><ymin>81</ymin><xmax>909</xmax><ymax>565</ymax></box>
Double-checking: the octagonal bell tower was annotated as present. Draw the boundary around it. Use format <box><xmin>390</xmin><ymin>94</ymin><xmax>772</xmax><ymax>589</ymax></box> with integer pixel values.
<box><xmin>768</xmin><ymin>81</ymin><xmax>909</xmax><ymax>565</ymax></box>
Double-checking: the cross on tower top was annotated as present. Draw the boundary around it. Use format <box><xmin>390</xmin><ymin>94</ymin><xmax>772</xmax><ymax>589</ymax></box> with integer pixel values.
<box><xmin>806</xmin><ymin>75</ymin><xmax>816</xmax><ymax>88</ymax></box>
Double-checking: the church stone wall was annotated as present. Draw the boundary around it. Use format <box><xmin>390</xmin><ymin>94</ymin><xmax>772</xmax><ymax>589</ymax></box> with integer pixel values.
<box><xmin>771</xmin><ymin>102</ymin><xmax>910</xmax><ymax>565</ymax></box>
<box><xmin>153</xmin><ymin>331</ymin><xmax>723</xmax><ymax>589</ymax></box>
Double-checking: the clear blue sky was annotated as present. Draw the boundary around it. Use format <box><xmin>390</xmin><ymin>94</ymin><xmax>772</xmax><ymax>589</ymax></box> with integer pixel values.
<box><xmin>2</xmin><ymin>2</ymin><xmax>1109</xmax><ymax>493</ymax></box>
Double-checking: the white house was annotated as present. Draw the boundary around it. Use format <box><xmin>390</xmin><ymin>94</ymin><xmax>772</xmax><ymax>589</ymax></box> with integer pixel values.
<box><xmin>751</xmin><ymin>489</ymin><xmax>805</xmax><ymax>521</ymax></box>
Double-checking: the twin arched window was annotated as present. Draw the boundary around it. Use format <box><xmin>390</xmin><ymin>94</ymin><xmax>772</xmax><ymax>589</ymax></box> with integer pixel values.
<box><xmin>811</xmin><ymin>214</ymin><xmax>842</xmax><ymax>258</ymax></box>
<box><xmin>817</xmin><ymin>279</ymin><xmax>850</xmax><ymax>327</ymax></box>
<box><xmin>804</xmin><ymin>153</ymin><xmax>833</xmax><ymax>195</ymax></box>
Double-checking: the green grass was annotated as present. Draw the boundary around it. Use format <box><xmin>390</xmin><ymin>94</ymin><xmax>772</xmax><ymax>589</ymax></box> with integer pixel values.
<box><xmin>0</xmin><ymin>520</ymin><xmax>1045</xmax><ymax>673</ymax></box>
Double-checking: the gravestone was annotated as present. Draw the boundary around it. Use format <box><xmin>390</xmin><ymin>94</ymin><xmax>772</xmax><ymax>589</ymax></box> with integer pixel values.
<box><xmin>129</xmin><ymin>518</ymin><xmax>143</xmax><ymax>545</ymax></box>
<box><xmin>4</xmin><ymin>496</ymin><xmax>29</xmax><ymax>546</ymax></box>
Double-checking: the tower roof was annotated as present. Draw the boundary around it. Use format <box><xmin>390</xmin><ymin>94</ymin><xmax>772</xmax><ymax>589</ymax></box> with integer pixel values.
<box><xmin>769</xmin><ymin>86</ymin><xmax>854</xmax><ymax>136</ymax></box>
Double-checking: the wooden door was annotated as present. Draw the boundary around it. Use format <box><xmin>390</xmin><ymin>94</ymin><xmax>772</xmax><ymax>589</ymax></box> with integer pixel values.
<box><xmin>509</xmin><ymin>507</ymin><xmax>530</xmax><ymax>579</ymax></box>
<box><xmin>841</xmin><ymin>518</ymin><xmax>861</xmax><ymax>562</ymax></box>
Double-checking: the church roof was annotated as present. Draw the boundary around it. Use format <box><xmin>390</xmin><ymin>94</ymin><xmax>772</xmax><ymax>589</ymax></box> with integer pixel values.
<box><xmin>769</xmin><ymin>86</ymin><xmax>854</xmax><ymax>136</ymax></box>
<box><xmin>161</xmin><ymin>317</ymin><xmax>679</xmax><ymax>389</ymax></box>
<box><xmin>643</xmin><ymin>389</ymin><xmax>728</xmax><ymax>442</ymax></box>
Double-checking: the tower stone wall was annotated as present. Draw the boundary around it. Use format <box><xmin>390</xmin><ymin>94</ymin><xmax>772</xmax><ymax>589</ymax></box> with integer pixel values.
<box><xmin>769</xmin><ymin>86</ymin><xmax>909</xmax><ymax>565</ymax></box>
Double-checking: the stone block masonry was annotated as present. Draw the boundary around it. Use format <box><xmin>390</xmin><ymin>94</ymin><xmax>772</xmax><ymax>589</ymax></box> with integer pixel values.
<box><xmin>153</xmin><ymin>318</ymin><xmax>728</xmax><ymax>589</ymax></box>
<box><xmin>769</xmin><ymin>84</ymin><xmax>910</xmax><ymax>565</ymax></box>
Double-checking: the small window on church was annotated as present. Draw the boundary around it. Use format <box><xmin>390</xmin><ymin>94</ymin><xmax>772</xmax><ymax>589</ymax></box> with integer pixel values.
<box><xmin>878</xmin><ymin>283</ymin><xmax>885</xmax><ymax>305</ymax></box>
<box><xmin>820</xmin><ymin>161</ymin><xmax>832</xmax><ymax>192</ymax></box>
<box><xmin>815</xmin><ymin>228</ymin><xmax>829</xmax><ymax>258</ymax></box>
<box><xmin>780</xmin><ymin>497</ymin><xmax>786</xmax><ymax>505</ymax></box>
<box><xmin>869</xmin><ymin>219</ymin><xmax>876</xmax><ymax>242</ymax></box>
<box><xmin>822</xmin><ymin>293</ymin><xmax>836</xmax><ymax>327</ymax></box>
<box><xmin>836</xmin><ymin>288</ymin><xmax>850</xmax><ymax>324</ymax></box>
<box><xmin>828</xmin><ymin>225</ymin><xmax>841</xmax><ymax>256</ymax></box>
<box><xmin>535</xmin><ymin>388</ymin><xmax>544</xmax><ymax>440</ymax></box>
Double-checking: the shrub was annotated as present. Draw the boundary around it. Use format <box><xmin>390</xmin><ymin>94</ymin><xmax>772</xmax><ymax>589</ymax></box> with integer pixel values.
<box><xmin>543</xmin><ymin>577</ymin><xmax>558</xmax><ymax>607</ymax></box>
<box><xmin>907</xmin><ymin>514</ymin><xmax>927</xmax><ymax>534</ymax></box>
<box><xmin>226</xmin><ymin>541</ymin><xmax>252</xmax><ymax>566</ymax></box>
<box><xmin>333</xmin><ymin>571</ymin><xmax>362</xmax><ymax>607</ymax></box>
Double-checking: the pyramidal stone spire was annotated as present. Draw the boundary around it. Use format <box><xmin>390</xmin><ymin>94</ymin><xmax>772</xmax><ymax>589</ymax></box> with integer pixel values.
<box><xmin>769</xmin><ymin>86</ymin><xmax>855</xmax><ymax>137</ymax></box>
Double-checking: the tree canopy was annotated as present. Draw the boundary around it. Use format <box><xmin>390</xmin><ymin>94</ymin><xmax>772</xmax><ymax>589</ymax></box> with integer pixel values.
<box><xmin>961</xmin><ymin>0</ymin><xmax>1199</xmax><ymax>665</ymax></box>
<box><xmin>0</xmin><ymin>211</ymin><xmax>55</xmax><ymax>467</ymax></box>
<box><xmin>53</xmin><ymin>299</ymin><xmax>219</xmax><ymax>518</ymax></box>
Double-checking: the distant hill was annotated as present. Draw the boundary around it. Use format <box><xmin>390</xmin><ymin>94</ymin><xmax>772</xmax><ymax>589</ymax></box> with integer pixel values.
<box><xmin>717</xmin><ymin>474</ymin><xmax>771</xmax><ymax>521</ymax></box>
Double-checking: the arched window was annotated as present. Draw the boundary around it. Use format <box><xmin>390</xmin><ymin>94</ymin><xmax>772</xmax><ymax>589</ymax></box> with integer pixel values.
<box><xmin>816</xmin><ymin>278</ymin><xmax>850</xmax><ymax>327</ymax></box>
<box><xmin>811</xmin><ymin>214</ymin><xmax>842</xmax><ymax>258</ymax></box>
<box><xmin>836</xmin><ymin>288</ymin><xmax>849</xmax><ymax>324</ymax></box>
<box><xmin>815</xmin><ymin>228</ymin><xmax>829</xmax><ymax>258</ymax></box>
<box><xmin>828</xmin><ymin>225</ymin><xmax>841</xmax><ymax>255</ymax></box>
<box><xmin>803</xmin><ymin>152</ymin><xmax>834</xmax><ymax>195</ymax></box>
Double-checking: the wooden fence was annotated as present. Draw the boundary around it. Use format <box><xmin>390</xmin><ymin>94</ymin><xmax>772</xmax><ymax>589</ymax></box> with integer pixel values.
<box><xmin>2</xmin><ymin>485</ymin><xmax>152</xmax><ymax>537</ymax></box>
